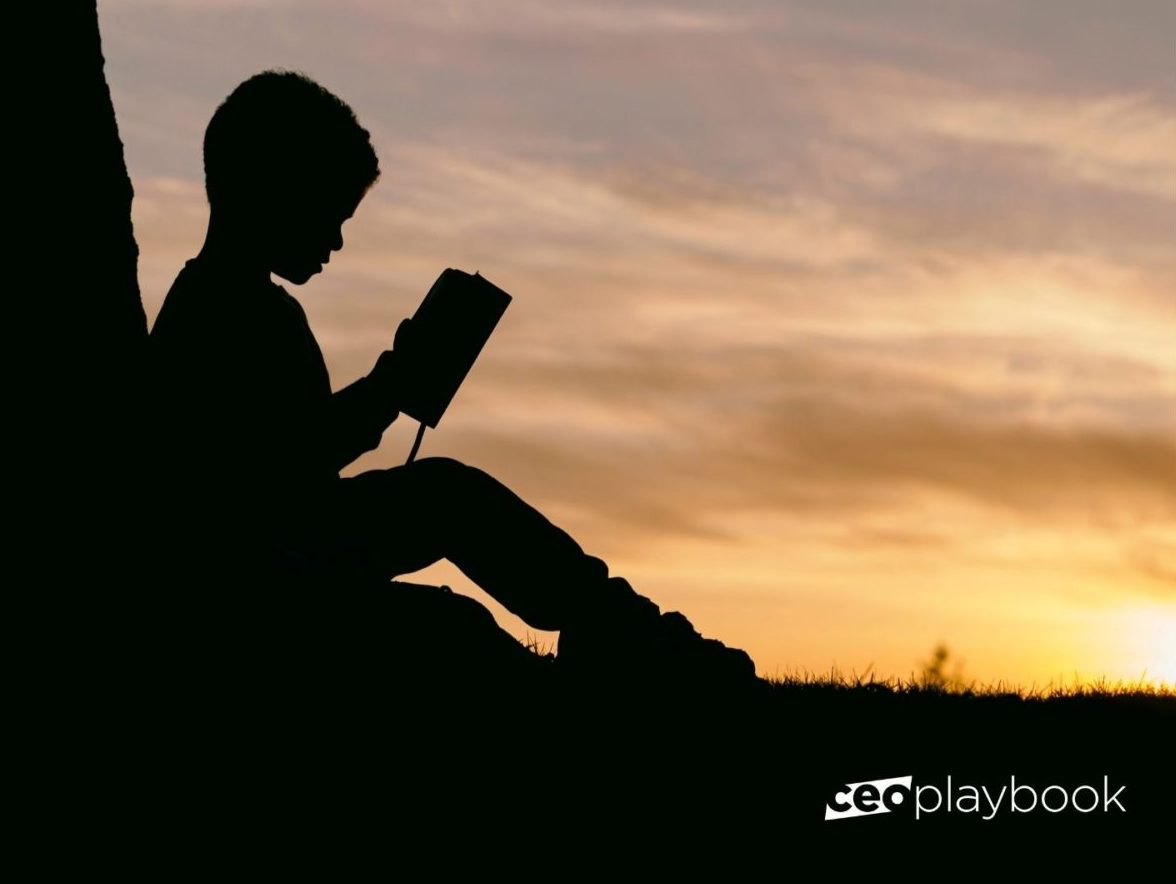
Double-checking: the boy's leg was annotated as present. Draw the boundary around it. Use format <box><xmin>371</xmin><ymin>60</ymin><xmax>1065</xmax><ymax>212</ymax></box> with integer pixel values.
<box><xmin>320</xmin><ymin>456</ymin><xmax>651</xmax><ymax>631</ymax></box>
<box><xmin>312</xmin><ymin>455</ymin><xmax>758</xmax><ymax>687</ymax></box>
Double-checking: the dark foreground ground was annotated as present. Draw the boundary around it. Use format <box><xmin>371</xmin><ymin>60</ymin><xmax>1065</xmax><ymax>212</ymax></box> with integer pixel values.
<box><xmin>35</xmin><ymin>581</ymin><xmax>1174</xmax><ymax>858</ymax></box>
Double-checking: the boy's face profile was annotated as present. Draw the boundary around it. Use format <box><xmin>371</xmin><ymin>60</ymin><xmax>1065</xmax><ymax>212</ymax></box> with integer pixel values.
<box><xmin>262</xmin><ymin>184</ymin><xmax>363</xmax><ymax>286</ymax></box>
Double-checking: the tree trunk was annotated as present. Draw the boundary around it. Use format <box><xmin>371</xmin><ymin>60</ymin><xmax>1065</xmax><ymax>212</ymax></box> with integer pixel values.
<box><xmin>19</xmin><ymin>4</ymin><xmax>148</xmax><ymax>707</ymax></box>
<box><xmin>23</xmin><ymin>3</ymin><xmax>146</xmax><ymax>575</ymax></box>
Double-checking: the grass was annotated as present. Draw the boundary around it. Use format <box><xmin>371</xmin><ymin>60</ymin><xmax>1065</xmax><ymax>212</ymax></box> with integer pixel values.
<box><xmin>761</xmin><ymin>665</ymin><xmax>1175</xmax><ymax>700</ymax></box>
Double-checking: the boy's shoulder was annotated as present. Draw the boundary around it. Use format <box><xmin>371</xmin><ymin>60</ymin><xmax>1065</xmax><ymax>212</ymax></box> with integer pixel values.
<box><xmin>162</xmin><ymin>256</ymin><xmax>284</xmax><ymax>303</ymax></box>
<box><xmin>152</xmin><ymin>258</ymin><xmax>307</xmax><ymax>339</ymax></box>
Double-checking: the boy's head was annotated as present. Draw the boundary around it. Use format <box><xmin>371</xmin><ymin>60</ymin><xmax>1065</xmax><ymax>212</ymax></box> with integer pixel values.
<box><xmin>204</xmin><ymin>69</ymin><xmax>380</xmax><ymax>284</ymax></box>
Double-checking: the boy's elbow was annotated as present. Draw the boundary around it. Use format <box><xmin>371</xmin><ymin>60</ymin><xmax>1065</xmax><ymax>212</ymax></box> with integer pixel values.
<box><xmin>343</xmin><ymin>426</ymin><xmax>385</xmax><ymax>466</ymax></box>
<box><xmin>365</xmin><ymin>426</ymin><xmax>386</xmax><ymax>453</ymax></box>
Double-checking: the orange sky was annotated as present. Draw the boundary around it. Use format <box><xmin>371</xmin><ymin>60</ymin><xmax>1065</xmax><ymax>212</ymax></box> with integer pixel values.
<box><xmin>102</xmin><ymin>0</ymin><xmax>1176</xmax><ymax>686</ymax></box>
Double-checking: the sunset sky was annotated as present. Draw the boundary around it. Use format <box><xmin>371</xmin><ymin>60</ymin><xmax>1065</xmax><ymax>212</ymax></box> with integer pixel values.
<box><xmin>101</xmin><ymin>0</ymin><xmax>1175</xmax><ymax>687</ymax></box>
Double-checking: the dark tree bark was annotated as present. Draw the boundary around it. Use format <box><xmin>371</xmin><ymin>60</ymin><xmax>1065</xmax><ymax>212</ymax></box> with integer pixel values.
<box><xmin>16</xmin><ymin>4</ymin><xmax>149</xmax><ymax>713</ymax></box>
<box><xmin>22</xmin><ymin>3</ymin><xmax>147</xmax><ymax>580</ymax></box>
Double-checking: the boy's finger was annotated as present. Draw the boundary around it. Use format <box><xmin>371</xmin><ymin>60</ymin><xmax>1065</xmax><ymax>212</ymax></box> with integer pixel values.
<box><xmin>394</xmin><ymin>317</ymin><xmax>412</xmax><ymax>348</ymax></box>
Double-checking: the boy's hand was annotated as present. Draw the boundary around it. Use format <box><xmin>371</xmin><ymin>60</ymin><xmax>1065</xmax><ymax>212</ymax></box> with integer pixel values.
<box><xmin>370</xmin><ymin>317</ymin><xmax>416</xmax><ymax>403</ymax></box>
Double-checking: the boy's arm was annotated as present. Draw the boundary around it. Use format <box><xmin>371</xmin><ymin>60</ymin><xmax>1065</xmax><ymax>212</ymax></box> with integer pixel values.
<box><xmin>323</xmin><ymin>369</ymin><xmax>400</xmax><ymax>472</ymax></box>
<box><xmin>321</xmin><ymin>318</ymin><xmax>415</xmax><ymax>472</ymax></box>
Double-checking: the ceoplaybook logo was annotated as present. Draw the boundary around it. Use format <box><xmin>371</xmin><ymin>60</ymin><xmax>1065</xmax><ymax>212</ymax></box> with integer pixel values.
<box><xmin>825</xmin><ymin>775</ymin><xmax>1127</xmax><ymax>821</ymax></box>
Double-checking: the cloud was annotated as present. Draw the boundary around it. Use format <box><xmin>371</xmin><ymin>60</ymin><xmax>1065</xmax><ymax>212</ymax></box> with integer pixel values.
<box><xmin>908</xmin><ymin>93</ymin><xmax>1176</xmax><ymax>200</ymax></box>
<box><xmin>352</xmin><ymin>337</ymin><xmax>1176</xmax><ymax>559</ymax></box>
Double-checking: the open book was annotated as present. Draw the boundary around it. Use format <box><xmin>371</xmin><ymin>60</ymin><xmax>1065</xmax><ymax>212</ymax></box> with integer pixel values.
<box><xmin>397</xmin><ymin>268</ymin><xmax>512</xmax><ymax>428</ymax></box>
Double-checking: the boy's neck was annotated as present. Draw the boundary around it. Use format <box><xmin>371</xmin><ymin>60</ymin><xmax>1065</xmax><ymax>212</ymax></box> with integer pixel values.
<box><xmin>196</xmin><ymin>212</ymin><xmax>272</xmax><ymax>288</ymax></box>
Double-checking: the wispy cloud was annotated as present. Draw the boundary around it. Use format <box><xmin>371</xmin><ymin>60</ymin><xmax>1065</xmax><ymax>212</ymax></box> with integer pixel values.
<box><xmin>908</xmin><ymin>92</ymin><xmax>1176</xmax><ymax>199</ymax></box>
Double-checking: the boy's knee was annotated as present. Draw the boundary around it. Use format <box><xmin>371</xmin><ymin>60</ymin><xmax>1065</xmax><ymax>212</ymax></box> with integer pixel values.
<box><xmin>411</xmin><ymin>456</ymin><xmax>500</xmax><ymax>499</ymax></box>
<box><xmin>411</xmin><ymin>455</ymin><xmax>467</xmax><ymax>473</ymax></box>
<box><xmin>409</xmin><ymin>455</ymin><xmax>476</xmax><ymax>487</ymax></box>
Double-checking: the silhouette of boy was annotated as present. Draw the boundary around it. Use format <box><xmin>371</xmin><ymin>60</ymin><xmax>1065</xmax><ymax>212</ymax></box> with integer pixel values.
<box><xmin>147</xmin><ymin>70</ymin><xmax>755</xmax><ymax>684</ymax></box>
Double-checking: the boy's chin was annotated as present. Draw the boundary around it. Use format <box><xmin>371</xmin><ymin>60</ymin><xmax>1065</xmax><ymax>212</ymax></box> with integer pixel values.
<box><xmin>272</xmin><ymin>263</ymin><xmax>322</xmax><ymax>285</ymax></box>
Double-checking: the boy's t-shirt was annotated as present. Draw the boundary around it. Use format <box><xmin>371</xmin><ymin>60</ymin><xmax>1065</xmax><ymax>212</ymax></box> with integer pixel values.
<box><xmin>147</xmin><ymin>256</ymin><xmax>395</xmax><ymax>549</ymax></box>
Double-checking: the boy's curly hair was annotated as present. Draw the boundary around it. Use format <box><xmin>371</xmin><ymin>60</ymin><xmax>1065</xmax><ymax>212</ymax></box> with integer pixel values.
<box><xmin>204</xmin><ymin>69</ymin><xmax>379</xmax><ymax>210</ymax></box>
